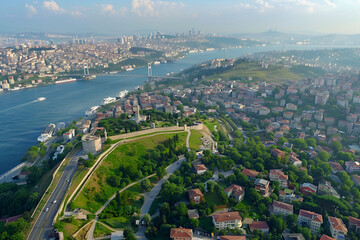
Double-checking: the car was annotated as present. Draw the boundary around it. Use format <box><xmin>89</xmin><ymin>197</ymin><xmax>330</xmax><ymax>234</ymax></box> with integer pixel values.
<box><xmin>53</xmin><ymin>200</ymin><xmax>57</xmax><ymax>204</ymax></box>
<box><xmin>45</xmin><ymin>208</ymin><xmax>49</xmax><ymax>212</ymax></box>
<box><xmin>66</xmin><ymin>179</ymin><xmax>70</xmax><ymax>182</ymax></box>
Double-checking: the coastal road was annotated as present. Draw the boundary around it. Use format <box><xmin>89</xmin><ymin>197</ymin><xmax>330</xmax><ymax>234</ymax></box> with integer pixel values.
<box><xmin>27</xmin><ymin>149</ymin><xmax>83</xmax><ymax>240</ymax></box>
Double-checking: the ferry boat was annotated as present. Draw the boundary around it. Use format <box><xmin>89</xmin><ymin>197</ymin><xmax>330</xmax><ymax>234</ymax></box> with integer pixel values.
<box><xmin>117</xmin><ymin>90</ymin><xmax>128</xmax><ymax>99</ymax></box>
<box><xmin>83</xmin><ymin>75</ymin><xmax>96</xmax><ymax>80</ymax></box>
<box><xmin>36</xmin><ymin>97</ymin><xmax>46</xmax><ymax>102</ymax></box>
<box><xmin>85</xmin><ymin>106</ymin><xmax>100</xmax><ymax>116</ymax></box>
<box><xmin>37</xmin><ymin>123</ymin><xmax>56</xmax><ymax>142</ymax></box>
<box><xmin>102</xmin><ymin>97</ymin><xmax>116</xmax><ymax>105</ymax></box>
<box><xmin>55</xmin><ymin>78</ymin><xmax>76</xmax><ymax>84</ymax></box>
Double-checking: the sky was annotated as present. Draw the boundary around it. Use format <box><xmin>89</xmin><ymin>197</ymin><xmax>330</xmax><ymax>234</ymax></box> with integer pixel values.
<box><xmin>1</xmin><ymin>0</ymin><xmax>360</xmax><ymax>35</ymax></box>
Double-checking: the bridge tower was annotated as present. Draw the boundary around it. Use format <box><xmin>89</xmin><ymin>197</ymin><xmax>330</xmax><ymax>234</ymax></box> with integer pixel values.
<box><xmin>83</xmin><ymin>64</ymin><xmax>90</xmax><ymax>76</ymax></box>
<box><xmin>147</xmin><ymin>63</ymin><xmax>152</xmax><ymax>81</ymax></box>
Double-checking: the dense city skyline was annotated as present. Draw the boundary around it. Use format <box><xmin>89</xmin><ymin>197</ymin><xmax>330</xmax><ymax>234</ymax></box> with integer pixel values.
<box><xmin>1</xmin><ymin>0</ymin><xmax>360</xmax><ymax>35</ymax></box>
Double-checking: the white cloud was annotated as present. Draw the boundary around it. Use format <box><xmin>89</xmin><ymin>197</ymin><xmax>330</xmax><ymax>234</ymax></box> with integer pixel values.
<box><xmin>131</xmin><ymin>0</ymin><xmax>185</xmax><ymax>17</ymax></box>
<box><xmin>71</xmin><ymin>10</ymin><xmax>83</xmax><ymax>17</ymax></box>
<box><xmin>25</xmin><ymin>3</ymin><xmax>37</xmax><ymax>17</ymax></box>
<box><xmin>101</xmin><ymin>4</ymin><xmax>117</xmax><ymax>15</ymax></box>
<box><xmin>324</xmin><ymin>0</ymin><xmax>336</xmax><ymax>7</ymax></box>
<box><xmin>43</xmin><ymin>0</ymin><xmax>66</xmax><ymax>13</ymax></box>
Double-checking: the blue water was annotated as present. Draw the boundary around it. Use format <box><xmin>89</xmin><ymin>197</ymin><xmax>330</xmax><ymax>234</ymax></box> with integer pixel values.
<box><xmin>0</xmin><ymin>44</ymin><xmax>336</xmax><ymax>174</ymax></box>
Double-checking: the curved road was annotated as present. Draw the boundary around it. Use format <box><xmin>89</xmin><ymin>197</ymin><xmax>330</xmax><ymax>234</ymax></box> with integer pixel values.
<box><xmin>27</xmin><ymin>150</ymin><xmax>82</xmax><ymax>240</ymax></box>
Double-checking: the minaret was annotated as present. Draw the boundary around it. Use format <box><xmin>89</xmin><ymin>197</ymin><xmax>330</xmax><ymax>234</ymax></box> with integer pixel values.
<box><xmin>137</xmin><ymin>105</ymin><xmax>140</xmax><ymax>122</ymax></box>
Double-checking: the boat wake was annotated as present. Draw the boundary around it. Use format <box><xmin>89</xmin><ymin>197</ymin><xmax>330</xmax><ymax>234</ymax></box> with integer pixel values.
<box><xmin>0</xmin><ymin>99</ymin><xmax>43</xmax><ymax>113</ymax></box>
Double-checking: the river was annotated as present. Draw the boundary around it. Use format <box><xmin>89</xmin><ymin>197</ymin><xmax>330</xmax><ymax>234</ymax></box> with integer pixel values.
<box><xmin>0</xmin><ymin>44</ymin><xmax>337</xmax><ymax>174</ymax></box>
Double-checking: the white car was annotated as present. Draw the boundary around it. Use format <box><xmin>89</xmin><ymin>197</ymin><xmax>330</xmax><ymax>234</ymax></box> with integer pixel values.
<box><xmin>53</xmin><ymin>200</ymin><xmax>57</xmax><ymax>204</ymax></box>
<box><xmin>45</xmin><ymin>208</ymin><xmax>49</xmax><ymax>212</ymax></box>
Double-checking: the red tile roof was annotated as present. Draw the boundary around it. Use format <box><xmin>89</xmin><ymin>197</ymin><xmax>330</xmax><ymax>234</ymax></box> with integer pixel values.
<box><xmin>224</xmin><ymin>184</ymin><xmax>245</xmax><ymax>197</ymax></box>
<box><xmin>220</xmin><ymin>236</ymin><xmax>246</xmax><ymax>240</ymax></box>
<box><xmin>212</xmin><ymin>212</ymin><xmax>242</xmax><ymax>223</ymax></box>
<box><xmin>349</xmin><ymin>216</ymin><xmax>360</xmax><ymax>227</ymax></box>
<box><xmin>188</xmin><ymin>188</ymin><xmax>204</xmax><ymax>199</ymax></box>
<box><xmin>241</xmin><ymin>168</ymin><xmax>259</xmax><ymax>178</ymax></box>
<box><xmin>320</xmin><ymin>234</ymin><xmax>335</xmax><ymax>240</ymax></box>
<box><xmin>273</xmin><ymin>200</ymin><xmax>293</xmax><ymax>212</ymax></box>
<box><xmin>170</xmin><ymin>227</ymin><xmax>193</xmax><ymax>238</ymax></box>
<box><xmin>328</xmin><ymin>216</ymin><xmax>347</xmax><ymax>233</ymax></box>
<box><xmin>249</xmin><ymin>221</ymin><xmax>269</xmax><ymax>231</ymax></box>
<box><xmin>193</xmin><ymin>164</ymin><xmax>207</xmax><ymax>171</ymax></box>
<box><xmin>299</xmin><ymin>209</ymin><xmax>323</xmax><ymax>223</ymax></box>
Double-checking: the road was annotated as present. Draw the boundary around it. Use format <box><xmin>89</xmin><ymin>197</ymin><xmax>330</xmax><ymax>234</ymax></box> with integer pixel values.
<box><xmin>27</xmin><ymin>149</ymin><xmax>83</xmax><ymax>240</ymax></box>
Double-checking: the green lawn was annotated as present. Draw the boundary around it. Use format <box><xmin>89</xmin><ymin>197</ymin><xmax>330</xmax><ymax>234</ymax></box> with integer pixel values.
<box><xmin>54</xmin><ymin>219</ymin><xmax>89</xmax><ymax>239</ymax></box>
<box><xmin>72</xmin><ymin>132</ymin><xmax>187</xmax><ymax>213</ymax></box>
<box><xmin>204</xmin><ymin>191</ymin><xmax>226</xmax><ymax>206</ymax></box>
<box><xmin>189</xmin><ymin>130</ymin><xmax>203</xmax><ymax>150</ymax></box>
<box><xmin>100</xmin><ymin>217</ymin><xmax>129</xmax><ymax>229</ymax></box>
<box><xmin>203</xmin><ymin>118</ymin><xmax>219</xmax><ymax>132</ymax></box>
<box><xmin>94</xmin><ymin>222</ymin><xmax>114</xmax><ymax>238</ymax></box>
<box><xmin>233</xmin><ymin>199</ymin><xmax>260</xmax><ymax>220</ymax></box>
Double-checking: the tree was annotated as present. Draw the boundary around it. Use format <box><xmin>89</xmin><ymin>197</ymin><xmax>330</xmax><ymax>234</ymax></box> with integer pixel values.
<box><xmin>189</xmin><ymin>218</ymin><xmax>199</xmax><ymax>229</ymax></box>
<box><xmin>141</xmin><ymin>179</ymin><xmax>151</xmax><ymax>191</ymax></box>
<box><xmin>185</xmin><ymin>150</ymin><xmax>196</xmax><ymax>161</ymax></box>
<box><xmin>246</xmin><ymin>188</ymin><xmax>262</xmax><ymax>204</ymax></box>
<box><xmin>269</xmin><ymin>215</ymin><xmax>286</xmax><ymax>234</ymax></box>
<box><xmin>286</xmin><ymin>214</ymin><xmax>297</xmax><ymax>228</ymax></box>
<box><xmin>331</xmin><ymin>141</ymin><xmax>342</xmax><ymax>152</ymax></box>
<box><xmin>143</xmin><ymin>214</ymin><xmax>151</xmax><ymax>225</ymax></box>
<box><xmin>156</xmin><ymin>167</ymin><xmax>167</xmax><ymax>178</ymax></box>
<box><xmin>124</xmin><ymin>228</ymin><xmax>136</xmax><ymax>240</ymax></box>
<box><xmin>306</xmin><ymin>138</ymin><xmax>317</xmax><ymax>148</ymax></box>
<box><xmin>161</xmin><ymin>183</ymin><xmax>184</xmax><ymax>203</ymax></box>
<box><xmin>317</xmin><ymin>151</ymin><xmax>330</xmax><ymax>162</ymax></box>
<box><xmin>176</xmin><ymin>202</ymin><xmax>188</xmax><ymax>216</ymax></box>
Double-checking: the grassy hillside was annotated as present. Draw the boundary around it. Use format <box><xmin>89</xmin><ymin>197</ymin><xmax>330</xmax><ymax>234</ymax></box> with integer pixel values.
<box><xmin>207</xmin><ymin>61</ymin><xmax>302</xmax><ymax>82</ymax></box>
<box><xmin>72</xmin><ymin>132</ymin><xmax>187</xmax><ymax>213</ymax></box>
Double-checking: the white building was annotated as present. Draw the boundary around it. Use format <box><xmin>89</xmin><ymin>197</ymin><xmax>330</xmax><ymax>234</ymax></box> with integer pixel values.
<box><xmin>212</xmin><ymin>212</ymin><xmax>242</xmax><ymax>230</ymax></box>
<box><xmin>298</xmin><ymin>209</ymin><xmax>323</xmax><ymax>234</ymax></box>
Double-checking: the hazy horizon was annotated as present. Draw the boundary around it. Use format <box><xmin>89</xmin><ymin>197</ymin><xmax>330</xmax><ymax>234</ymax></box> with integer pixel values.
<box><xmin>1</xmin><ymin>0</ymin><xmax>360</xmax><ymax>35</ymax></box>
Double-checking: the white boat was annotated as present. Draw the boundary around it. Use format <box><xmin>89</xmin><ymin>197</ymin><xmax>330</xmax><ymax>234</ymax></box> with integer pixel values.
<box><xmin>117</xmin><ymin>90</ymin><xmax>128</xmax><ymax>99</ymax></box>
<box><xmin>102</xmin><ymin>97</ymin><xmax>116</xmax><ymax>105</ymax></box>
<box><xmin>125</xmin><ymin>67</ymin><xmax>134</xmax><ymax>71</ymax></box>
<box><xmin>55</xmin><ymin>78</ymin><xmax>76</xmax><ymax>84</ymax></box>
<box><xmin>85</xmin><ymin>106</ymin><xmax>100</xmax><ymax>116</ymax></box>
<box><xmin>55</xmin><ymin>122</ymin><xmax>66</xmax><ymax>132</ymax></box>
<box><xmin>153</xmin><ymin>61</ymin><xmax>161</xmax><ymax>65</ymax></box>
<box><xmin>36</xmin><ymin>97</ymin><xmax>46</xmax><ymax>102</ymax></box>
<box><xmin>37</xmin><ymin>123</ymin><xmax>56</xmax><ymax>142</ymax></box>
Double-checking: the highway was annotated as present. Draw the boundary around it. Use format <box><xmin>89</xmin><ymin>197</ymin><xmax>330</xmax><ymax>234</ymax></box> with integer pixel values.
<box><xmin>27</xmin><ymin>150</ymin><xmax>83</xmax><ymax>240</ymax></box>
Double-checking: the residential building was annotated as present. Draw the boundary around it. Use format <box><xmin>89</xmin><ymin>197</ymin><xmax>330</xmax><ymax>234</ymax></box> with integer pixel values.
<box><xmin>170</xmin><ymin>227</ymin><xmax>193</xmax><ymax>240</ymax></box>
<box><xmin>63</xmin><ymin>129</ymin><xmax>75</xmax><ymax>142</ymax></box>
<box><xmin>279</xmin><ymin>189</ymin><xmax>303</xmax><ymax>204</ymax></box>
<box><xmin>188</xmin><ymin>189</ymin><xmax>204</xmax><ymax>204</ymax></box>
<box><xmin>328</xmin><ymin>162</ymin><xmax>344</xmax><ymax>173</ymax></box>
<box><xmin>348</xmin><ymin>216</ymin><xmax>360</xmax><ymax>232</ymax></box>
<box><xmin>297</xmin><ymin>209</ymin><xmax>323</xmax><ymax>234</ymax></box>
<box><xmin>271</xmin><ymin>149</ymin><xmax>286</xmax><ymax>159</ymax></box>
<box><xmin>241</xmin><ymin>168</ymin><xmax>259</xmax><ymax>180</ymax></box>
<box><xmin>193</xmin><ymin>164</ymin><xmax>207</xmax><ymax>175</ymax></box>
<box><xmin>320</xmin><ymin>235</ymin><xmax>336</xmax><ymax>240</ymax></box>
<box><xmin>219</xmin><ymin>236</ymin><xmax>245</xmax><ymax>240</ymax></box>
<box><xmin>254</xmin><ymin>178</ymin><xmax>270</xmax><ymax>196</ymax></box>
<box><xmin>249</xmin><ymin>221</ymin><xmax>269</xmax><ymax>233</ymax></box>
<box><xmin>345</xmin><ymin>161</ymin><xmax>360</xmax><ymax>173</ymax></box>
<box><xmin>351</xmin><ymin>175</ymin><xmax>360</xmax><ymax>186</ymax></box>
<box><xmin>289</xmin><ymin>154</ymin><xmax>302</xmax><ymax>167</ymax></box>
<box><xmin>328</xmin><ymin>216</ymin><xmax>347</xmax><ymax>240</ymax></box>
<box><xmin>269</xmin><ymin>169</ymin><xmax>288</xmax><ymax>188</ymax></box>
<box><xmin>212</xmin><ymin>212</ymin><xmax>242</xmax><ymax>230</ymax></box>
<box><xmin>281</xmin><ymin>233</ymin><xmax>305</xmax><ymax>240</ymax></box>
<box><xmin>224</xmin><ymin>184</ymin><xmax>245</xmax><ymax>201</ymax></box>
<box><xmin>187</xmin><ymin>209</ymin><xmax>199</xmax><ymax>219</ymax></box>
<box><xmin>317</xmin><ymin>180</ymin><xmax>340</xmax><ymax>198</ymax></box>
<box><xmin>272</xmin><ymin>200</ymin><xmax>293</xmax><ymax>216</ymax></box>
<box><xmin>300</xmin><ymin>183</ymin><xmax>317</xmax><ymax>196</ymax></box>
